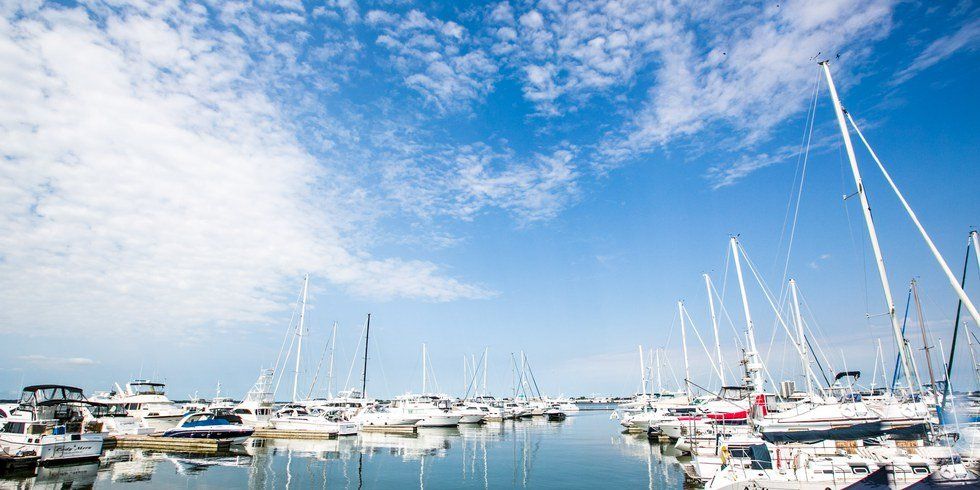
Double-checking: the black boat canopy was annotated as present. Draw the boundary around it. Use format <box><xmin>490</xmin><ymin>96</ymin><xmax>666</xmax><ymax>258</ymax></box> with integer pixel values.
<box><xmin>19</xmin><ymin>385</ymin><xmax>91</xmax><ymax>407</ymax></box>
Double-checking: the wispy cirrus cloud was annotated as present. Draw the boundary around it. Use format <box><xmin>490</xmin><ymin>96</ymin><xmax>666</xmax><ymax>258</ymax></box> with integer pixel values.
<box><xmin>0</xmin><ymin>1</ymin><xmax>490</xmax><ymax>337</ymax></box>
<box><xmin>892</xmin><ymin>17</ymin><xmax>980</xmax><ymax>85</ymax></box>
<box><xmin>18</xmin><ymin>355</ymin><xmax>98</xmax><ymax>367</ymax></box>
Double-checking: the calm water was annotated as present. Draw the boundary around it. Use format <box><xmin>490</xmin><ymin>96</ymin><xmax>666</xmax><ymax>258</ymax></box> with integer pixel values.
<box><xmin>1</xmin><ymin>410</ymin><xmax>691</xmax><ymax>489</ymax></box>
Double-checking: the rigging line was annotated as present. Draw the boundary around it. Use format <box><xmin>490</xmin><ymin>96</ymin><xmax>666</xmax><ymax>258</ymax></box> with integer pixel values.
<box><xmin>847</xmin><ymin>111</ymin><xmax>980</xmax><ymax>326</ymax></box>
<box><xmin>708</xmin><ymin>280</ymin><xmax>749</xmax><ymax>384</ymax></box>
<box><xmin>796</xmin><ymin>290</ymin><xmax>838</xmax><ymax>385</ymax></box>
<box><xmin>737</xmin><ymin>241</ymin><xmax>824</xmax><ymax>388</ymax></box>
<box><xmin>772</xmin><ymin>71</ymin><xmax>821</xmax><ymax>275</ymax></box>
<box><xmin>343</xmin><ymin>320</ymin><xmax>367</xmax><ymax>392</ymax></box>
<box><xmin>681</xmin><ymin>306</ymin><xmax>725</xmax><ymax>382</ymax></box>
<box><xmin>663</xmin><ymin>307</ymin><xmax>678</xmax><ymax>350</ymax></box>
<box><xmin>271</xmin><ymin>284</ymin><xmax>304</xmax><ymax>396</ymax></box>
<box><xmin>709</xmin><ymin>277</ymin><xmax>746</xmax><ymax>350</ymax></box>
<box><xmin>778</xmin><ymin>72</ymin><xmax>821</xmax><ymax>291</ymax></box>
<box><xmin>374</xmin><ymin>335</ymin><xmax>391</xmax><ymax>399</ymax></box>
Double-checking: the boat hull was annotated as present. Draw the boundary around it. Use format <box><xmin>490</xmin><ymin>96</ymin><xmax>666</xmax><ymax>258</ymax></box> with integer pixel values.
<box><xmin>0</xmin><ymin>434</ymin><xmax>103</xmax><ymax>464</ymax></box>
<box><xmin>162</xmin><ymin>428</ymin><xmax>254</xmax><ymax>444</ymax></box>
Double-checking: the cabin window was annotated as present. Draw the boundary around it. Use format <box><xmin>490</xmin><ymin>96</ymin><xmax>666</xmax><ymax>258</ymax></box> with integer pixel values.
<box><xmin>912</xmin><ymin>466</ymin><xmax>929</xmax><ymax>474</ymax></box>
<box><xmin>852</xmin><ymin>466</ymin><xmax>870</xmax><ymax>474</ymax></box>
<box><xmin>2</xmin><ymin>422</ymin><xmax>25</xmax><ymax>434</ymax></box>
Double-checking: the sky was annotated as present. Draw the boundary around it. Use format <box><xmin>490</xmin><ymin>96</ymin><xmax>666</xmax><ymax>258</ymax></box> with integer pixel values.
<box><xmin>0</xmin><ymin>0</ymin><xmax>977</xmax><ymax>401</ymax></box>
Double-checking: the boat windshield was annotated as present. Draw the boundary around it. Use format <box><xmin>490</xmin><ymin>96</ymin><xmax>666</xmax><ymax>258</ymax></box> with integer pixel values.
<box><xmin>19</xmin><ymin>385</ymin><xmax>88</xmax><ymax>407</ymax></box>
<box><xmin>130</xmin><ymin>382</ymin><xmax>166</xmax><ymax>395</ymax></box>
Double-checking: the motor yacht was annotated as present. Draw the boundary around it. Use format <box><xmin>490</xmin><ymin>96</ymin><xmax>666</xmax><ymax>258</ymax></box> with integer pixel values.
<box><xmin>89</xmin><ymin>380</ymin><xmax>186</xmax><ymax>431</ymax></box>
<box><xmin>391</xmin><ymin>395</ymin><xmax>461</xmax><ymax>427</ymax></box>
<box><xmin>162</xmin><ymin>411</ymin><xmax>254</xmax><ymax>444</ymax></box>
<box><xmin>0</xmin><ymin>385</ymin><xmax>104</xmax><ymax>464</ymax></box>
<box><xmin>82</xmin><ymin>404</ymin><xmax>154</xmax><ymax>436</ymax></box>
<box><xmin>269</xmin><ymin>407</ymin><xmax>358</xmax><ymax>435</ymax></box>
<box><xmin>350</xmin><ymin>404</ymin><xmax>422</xmax><ymax>428</ymax></box>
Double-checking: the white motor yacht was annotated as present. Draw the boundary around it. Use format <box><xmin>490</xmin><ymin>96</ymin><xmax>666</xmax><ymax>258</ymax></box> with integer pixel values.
<box><xmin>0</xmin><ymin>385</ymin><xmax>104</xmax><ymax>464</ymax></box>
<box><xmin>89</xmin><ymin>380</ymin><xmax>186</xmax><ymax>431</ymax></box>
<box><xmin>391</xmin><ymin>395</ymin><xmax>461</xmax><ymax>427</ymax></box>
<box><xmin>350</xmin><ymin>405</ymin><xmax>422</xmax><ymax>428</ymax></box>
<box><xmin>269</xmin><ymin>407</ymin><xmax>358</xmax><ymax>436</ymax></box>
<box><xmin>83</xmin><ymin>404</ymin><xmax>154</xmax><ymax>436</ymax></box>
<box><xmin>229</xmin><ymin>370</ymin><xmax>276</xmax><ymax>428</ymax></box>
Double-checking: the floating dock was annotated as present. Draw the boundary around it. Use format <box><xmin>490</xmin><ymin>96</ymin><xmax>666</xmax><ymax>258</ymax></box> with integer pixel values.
<box><xmin>359</xmin><ymin>425</ymin><xmax>417</xmax><ymax>434</ymax></box>
<box><xmin>251</xmin><ymin>429</ymin><xmax>338</xmax><ymax>440</ymax></box>
<box><xmin>105</xmin><ymin>435</ymin><xmax>231</xmax><ymax>453</ymax></box>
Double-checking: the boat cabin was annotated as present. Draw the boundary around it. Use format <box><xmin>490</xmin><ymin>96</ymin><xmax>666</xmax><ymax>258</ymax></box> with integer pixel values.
<box><xmin>127</xmin><ymin>380</ymin><xmax>167</xmax><ymax>396</ymax></box>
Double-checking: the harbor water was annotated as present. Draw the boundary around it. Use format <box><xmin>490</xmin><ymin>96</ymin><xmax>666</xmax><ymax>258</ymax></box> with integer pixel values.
<box><xmin>0</xmin><ymin>409</ymin><xmax>692</xmax><ymax>488</ymax></box>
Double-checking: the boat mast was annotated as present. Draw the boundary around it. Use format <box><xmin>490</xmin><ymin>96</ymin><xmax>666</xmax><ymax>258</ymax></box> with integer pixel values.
<box><xmin>483</xmin><ymin>347</ymin><xmax>489</xmax><ymax>396</ymax></box>
<box><xmin>789</xmin><ymin>279</ymin><xmax>814</xmax><ymax>397</ymax></box>
<box><xmin>704</xmin><ymin>274</ymin><xmax>725</xmax><ymax>386</ymax></box>
<box><xmin>911</xmin><ymin>280</ymin><xmax>937</xmax><ymax>396</ymax></box>
<box><xmin>819</xmin><ymin>61</ymin><xmax>916</xmax><ymax>393</ymax></box>
<box><xmin>360</xmin><ymin>314</ymin><xmax>371</xmax><ymax>397</ymax></box>
<box><xmin>327</xmin><ymin>321</ymin><xmax>337</xmax><ymax>398</ymax></box>
<box><xmin>677</xmin><ymin>301</ymin><xmax>691</xmax><ymax>398</ymax></box>
<box><xmin>638</xmin><ymin>345</ymin><xmax>648</xmax><ymax>397</ymax></box>
<box><xmin>292</xmin><ymin>274</ymin><xmax>309</xmax><ymax>402</ymax></box>
<box><xmin>943</xmin><ymin>234</ymin><xmax>974</xmax><ymax>407</ymax></box>
<box><xmin>731</xmin><ymin>236</ymin><xmax>765</xmax><ymax>391</ymax></box>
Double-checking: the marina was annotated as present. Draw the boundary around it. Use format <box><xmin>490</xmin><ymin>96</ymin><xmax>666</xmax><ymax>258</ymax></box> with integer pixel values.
<box><xmin>2</xmin><ymin>0</ymin><xmax>978</xmax><ymax>488</ymax></box>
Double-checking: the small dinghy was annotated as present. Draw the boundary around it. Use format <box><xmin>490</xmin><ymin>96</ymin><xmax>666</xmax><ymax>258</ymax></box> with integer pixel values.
<box><xmin>162</xmin><ymin>412</ymin><xmax>254</xmax><ymax>444</ymax></box>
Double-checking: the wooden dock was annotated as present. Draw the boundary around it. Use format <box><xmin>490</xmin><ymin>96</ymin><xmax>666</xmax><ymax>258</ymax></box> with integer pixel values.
<box><xmin>105</xmin><ymin>435</ymin><xmax>231</xmax><ymax>453</ymax></box>
<box><xmin>251</xmin><ymin>429</ymin><xmax>338</xmax><ymax>440</ymax></box>
<box><xmin>359</xmin><ymin>425</ymin><xmax>417</xmax><ymax>434</ymax></box>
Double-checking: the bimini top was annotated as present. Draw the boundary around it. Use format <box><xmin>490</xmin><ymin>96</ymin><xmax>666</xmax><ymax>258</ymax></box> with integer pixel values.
<box><xmin>19</xmin><ymin>385</ymin><xmax>89</xmax><ymax>407</ymax></box>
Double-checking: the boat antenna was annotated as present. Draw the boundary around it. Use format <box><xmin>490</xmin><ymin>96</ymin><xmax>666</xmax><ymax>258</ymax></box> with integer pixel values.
<box><xmin>361</xmin><ymin>313</ymin><xmax>371</xmax><ymax>397</ymax></box>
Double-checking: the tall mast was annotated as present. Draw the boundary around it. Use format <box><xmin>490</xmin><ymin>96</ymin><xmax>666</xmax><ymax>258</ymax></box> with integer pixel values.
<box><xmin>704</xmin><ymin>274</ymin><xmax>725</xmax><ymax>386</ymax></box>
<box><xmin>292</xmin><ymin>274</ymin><xmax>309</xmax><ymax>402</ymax></box>
<box><xmin>638</xmin><ymin>345</ymin><xmax>648</xmax><ymax>397</ymax></box>
<box><xmin>944</xmin><ymin>235</ymin><xmax>974</xmax><ymax>407</ymax></box>
<box><xmin>789</xmin><ymin>279</ymin><xmax>814</xmax><ymax>397</ymax></box>
<box><xmin>820</xmin><ymin>61</ymin><xmax>916</xmax><ymax>392</ymax></box>
<box><xmin>678</xmin><ymin>301</ymin><xmax>691</xmax><ymax>398</ymax></box>
<box><xmin>327</xmin><ymin>321</ymin><xmax>337</xmax><ymax>398</ymax></box>
<box><xmin>483</xmin><ymin>348</ymin><xmax>489</xmax><ymax>396</ymax></box>
<box><xmin>731</xmin><ymin>236</ymin><xmax>764</xmax><ymax>391</ymax></box>
<box><xmin>361</xmin><ymin>314</ymin><xmax>370</xmax><ymax>397</ymax></box>
<box><xmin>911</xmin><ymin>280</ymin><xmax>937</xmax><ymax>395</ymax></box>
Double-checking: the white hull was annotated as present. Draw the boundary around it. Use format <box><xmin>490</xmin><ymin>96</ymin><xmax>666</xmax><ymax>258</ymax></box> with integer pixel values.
<box><xmin>139</xmin><ymin>414</ymin><xmax>185</xmax><ymax>432</ymax></box>
<box><xmin>416</xmin><ymin>415</ymin><xmax>461</xmax><ymax>427</ymax></box>
<box><xmin>0</xmin><ymin>434</ymin><xmax>103</xmax><ymax>463</ymax></box>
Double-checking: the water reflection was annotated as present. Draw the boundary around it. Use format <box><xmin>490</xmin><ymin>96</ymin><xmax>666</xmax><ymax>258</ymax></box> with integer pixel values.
<box><xmin>0</xmin><ymin>411</ymin><xmax>688</xmax><ymax>489</ymax></box>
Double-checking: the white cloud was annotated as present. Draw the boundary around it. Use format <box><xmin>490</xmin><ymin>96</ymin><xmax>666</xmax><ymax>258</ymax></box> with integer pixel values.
<box><xmin>368</xmin><ymin>9</ymin><xmax>498</xmax><ymax>112</ymax></box>
<box><xmin>892</xmin><ymin>18</ymin><xmax>979</xmax><ymax>85</ymax></box>
<box><xmin>374</xmin><ymin>137</ymin><xmax>580</xmax><ymax>223</ymax></box>
<box><xmin>0</xmin><ymin>1</ymin><xmax>490</xmax><ymax>337</ymax></box>
<box><xmin>18</xmin><ymin>355</ymin><xmax>98</xmax><ymax>367</ymax></box>
<box><xmin>605</xmin><ymin>0</ymin><xmax>895</xmax><ymax>162</ymax></box>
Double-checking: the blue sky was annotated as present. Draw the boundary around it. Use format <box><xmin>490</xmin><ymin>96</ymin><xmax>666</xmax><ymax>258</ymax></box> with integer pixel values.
<box><xmin>0</xmin><ymin>0</ymin><xmax>977</xmax><ymax>400</ymax></box>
